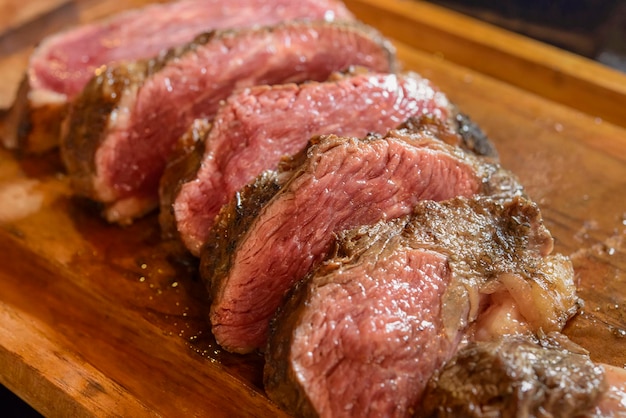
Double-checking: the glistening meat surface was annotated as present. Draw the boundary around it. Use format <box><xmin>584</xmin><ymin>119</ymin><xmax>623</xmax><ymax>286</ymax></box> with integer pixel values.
<box><xmin>61</xmin><ymin>20</ymin><xmax>396</xmax><ymax>224</ymax></box>
<box><xmin>264</xmin><ymin>196</ymin><xmax>580</xmax><ymax>417</ymax></box>
<box><xmin>266</xmin><ymin>247</ymin><xmax>456</xmax><ymax>418</ymax></box>
<box><xmin>201</xmin><ymin>123</ymin><xmax>522</xmax><ymax>354</ymax></box>
<box><xmin>163</xmin><ymin>71</ymin><xmax>478</xmax><ymax>256</ymax></box>
<box><xmin>29</xmin><ymin>0</ymin><xmax>354</xmax><ymax>101</ymax></box>
<box><xmin>2</xmin><ymin>0</ymin><xmax>354</xmax><ymax>152</ymax></box>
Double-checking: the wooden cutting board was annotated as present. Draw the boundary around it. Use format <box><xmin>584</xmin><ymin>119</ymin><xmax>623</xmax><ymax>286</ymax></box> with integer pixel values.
<box><xmin>0</xmin><ymin>0</ymin><xmax>625</xmax><ymax>416</ymax></box>
<box><xmin>0</xmin><ymin>0</ymin><xmax>69</xmax><ymax>35</ymax></box>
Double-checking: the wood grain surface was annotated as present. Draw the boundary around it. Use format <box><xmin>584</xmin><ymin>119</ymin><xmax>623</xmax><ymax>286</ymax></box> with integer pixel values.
<box><xmin>0</xmin><ymin>0</ymin><xmax>625</xmax><ymax>416</ymax></box>
<box><xmin>0</xmin><ymin>0</ymin><xmax>69</xmax><ymax>36</ymax></box>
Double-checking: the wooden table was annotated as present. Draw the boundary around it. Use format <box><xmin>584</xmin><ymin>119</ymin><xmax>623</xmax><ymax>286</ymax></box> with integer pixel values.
<box><xmin>0</xmin><ymin>0</ymin><xmax>625</xmax><ymax>416</ymax></box>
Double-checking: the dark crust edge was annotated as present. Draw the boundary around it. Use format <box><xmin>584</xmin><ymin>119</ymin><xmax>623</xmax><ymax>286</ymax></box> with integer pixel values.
<box><xmin>60</xmin><ymin>61</ymin><xmax>149</xmax><ymax>199</ymax></box>
<box><xmin>264</xmin><ymin>276</ymin><xmax>319</xmax><ymax>418</ymax></box>
<box><xmin>59</xmin><ymin>31</ymin><xmax>219</xmax><ymax>200</ymax></box>
<box><xmin>199</xmin><ymin>170</ymin><xmax>283</xmax><ymax>300</ymax></box>
<box><xmin>1</xmin><ymin>76</ymin><xmax>66</xmax><ymax>154</ymax></box>
<box><xmin>397</xmin><ymin>109</ymin><xmax>499</xmax><ymax>161</ymax></box>
<box><xmin>158</xmin><ymin>119</ymin><xmax>212</xmax><ymax>247</ymax></box>
<box><xmin>419</xmin><ymin>336</ymin><xmax>606</xmax><ymax>417</ymax></box>
<box><xmin>263</xmin><ymin>196</ymin><xmax>572</xmax><ymax>417</ymax></box>
<box><xmin>454</xmin><ymin>111</ymin><xmax>499</xmax><ymax>161</ymax></box>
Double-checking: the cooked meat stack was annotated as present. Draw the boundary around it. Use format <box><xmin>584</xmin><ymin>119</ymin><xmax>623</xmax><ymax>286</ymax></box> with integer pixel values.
<box><xmin>5</xmin><ymin>0</ymin><xmax>621</xmax><ymax>415</ymax></box>
<box><xmin>2</xmin><ymin>0</ymin><xmax>353</xmax><ymax>153</ymax></box>
<box><xmin>61</xmin><ymin>20</ymin><xmax>395</xmax><ymax>224</ymax></box>
<box><xmin>264</xmin><ymin>196</ymin><xmax>582</xmax><ymax>417</ymax></box>
<box><xmin>201</xmin><ymin>121</ymin><xmax>521</xmax><ymax>354</ymax></box>
<box><xmin>162</xmin><ymin>70</ymin><xmax>499</xmax><ymax>256</ymax></box>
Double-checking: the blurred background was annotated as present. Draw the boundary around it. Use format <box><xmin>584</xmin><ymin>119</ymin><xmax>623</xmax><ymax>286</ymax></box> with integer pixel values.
<box><xmin>427</xmin><ymin>0</ymin><xmax>626</xmax><ymax>72</ymax></box>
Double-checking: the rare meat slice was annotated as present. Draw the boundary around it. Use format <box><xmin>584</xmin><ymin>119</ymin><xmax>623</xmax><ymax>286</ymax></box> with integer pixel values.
<box><xmin>264</xmin><ymin>196</ymin><xmax>579</xmax><ymax>417</ymax></box>
<box><xmin>1</xmin><ymin>0</ymin><xmax>354</xmax><ymax>153</ymax></box>
<box><xmin>61</xmin><ymin>20</ymin><xmax>395</xmax><ymax>224</ymax></box>
<box><xmin>268</xmin><ymin>244</ymin><xmax>455</xmax><ymax>418</ymax></box>
<box><xmin>420</xmin><ymin>336</ymin><xmax>606</xmax><ymax>418</ymax></box>
<box><xmin>200</xmin><ymin>123</ymin><xmax>523</xmax><ymax>353</ymax></box>
<box><xmin>162</xmin><ymin>70</ymin><xmax>499</xmax><ymax>256</ymax></box>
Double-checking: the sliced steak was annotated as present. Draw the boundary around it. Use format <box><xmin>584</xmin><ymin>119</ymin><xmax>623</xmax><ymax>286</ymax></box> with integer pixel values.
<box><xmin>264</xmin><ymin>196</ymin><xmax>578</xmax><ymax>417</ymax></box>
<box><xmin>2</xmin><ymin>0</ymin><xmax>354</xmax><ymax>153</ymax></box>
<box><xmin>268</xmin><ymin>243</ymin><xmax>455</xmax><ymax>418</ymax></box>
<box><xmin>61</xmin><ymin>20</ymin><xmax>396</xmax><ymax>224</ymax></box>
<box><xmin>200</xmin><ymin>123</ymin><xmax>523</xmax><ymax>354</ymax></box>
<box><xmin>162</xmin><ymin>70</ymin><xmax>499</xmax><ymax>256</ymax></box>
<box><xmin>420</xmin><ymin>336</ymin><xmax>606</xmax><ymax>418</ymax></box>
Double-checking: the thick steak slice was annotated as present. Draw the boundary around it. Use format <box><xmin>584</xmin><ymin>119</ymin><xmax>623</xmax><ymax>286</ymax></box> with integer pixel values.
<box><xmin>269</xmin><ymin>245</ymin><xmax>455</xmax><ymax>418</ymax></box>
<box><xmin>2</xmin><ymin>0</ymin><xmax>354</xmax><ymax>153</ymax></box>
<box><xmin>162</xmin><ymin>71</ymin><xmax>498</xmax><ymax>256</ymax></box>
<box><xmin>200</xmin><ymin>124</ymin><xmax>523</xmax><ymax>353</ymax></box>
<box><xmin>264</xmin><ymin>196</ymin><xmax>578</xmax><ymax>417</ymax></box>
<box><xmin>61</xmin><ymin>20</ymin><xmax>395</xmax><ymax>224</ymax></box>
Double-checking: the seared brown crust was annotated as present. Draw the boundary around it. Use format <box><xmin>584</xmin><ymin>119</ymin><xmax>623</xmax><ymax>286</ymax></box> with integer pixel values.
<box><xmin>454</xmin><ymin>111</ymin><xmax>499</xmax><ymax>160</ymax></box>
<box><xmin>200</xmin><ymin>170</ymin><xmax>283</xmax><ymax>297</ymax></box>
<box><xmin>420</xmin><ymin>336</ymin><xmax>606</xmax><ymax>417</ymax></box>
<box><xmin>1</xmin><ymin>77</ymin><xmax>66</xmax><ymax>154</ymax></box>
<box><xmin>264</xmin><ymin>277</ymin><xmax>319</xmax><ymax>418</ymax></box>
<box><xmin>60</xmin><ymin>61</ymin><xmax>150</xmax><ymax>200</ymax></box>
<box><xmin>397</xmin><ymin>110</ymin><xmax>498</xmax><ymax>161</ymax></box>
<box><xmin>159</xmin><ymin>118</ymin><xmax>212</xmax><ymax>243</ymax></box>
<box><xmin>264</xmin><ymin>195</ymin><xmax>579</xmax><ymax>417</ymax></box>
<box><xmin>60</xmin><ymin>36</ymin><xmax>199</xmax><ymax>201</ymax></box>
<box><xmin>311</xmin><ymin>194</ymin><xmax>566</xmax><ymax>337</ymax></box>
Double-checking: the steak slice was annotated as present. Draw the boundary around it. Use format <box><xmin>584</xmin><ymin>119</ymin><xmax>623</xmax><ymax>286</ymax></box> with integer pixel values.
<box><xmin>420</xmin><ymin>336</ymin><xmax>605</xmax><ymax>418</ymax></box>
<box><xmin>200</xmin><ymin>123</ymin><xmax>523</xmax><ymax>353</ymax></box>
<box><xmin>61</xmin><ymin>20</ymin><xmax>396</xmax><ymax>224</ymax></box>
<box><xmin>162</xmin><ymin>70</ymin><xmax>499</xmax><ymax>256</ymax></box>
<box><xmin>2</xmin><ymin>0</ymin><xmax>354</xmax><ymax>153</ymax></box>
<box><xmin>264</xmin><ymin>196</ymin><xmax>579</xmax><ymax>417</ymax></box>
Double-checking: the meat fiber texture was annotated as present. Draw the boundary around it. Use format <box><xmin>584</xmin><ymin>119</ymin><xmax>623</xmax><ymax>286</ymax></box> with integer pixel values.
<box><xmin>60</xmin><ymin>20</ymin><xmax>396</xmax><ymax>224</ymax></box>
<box><xmin>1</xmin><ymin>0</ymin><xmax>354</xmax><ymax>153</ymax></box>
<box><xmin>162</xmin><ymin>70</ymin><xmax>500</xmax><ymax>256</ymax></box>
<box><xmin>200</xmin><ymin>122</ymin><xmax>523</xmax><ymax>354</ymax></box>
<box><xmin>264</xmin><ymin>196</ymin><xmax>580</xmax><ymax>418</ymax></box>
